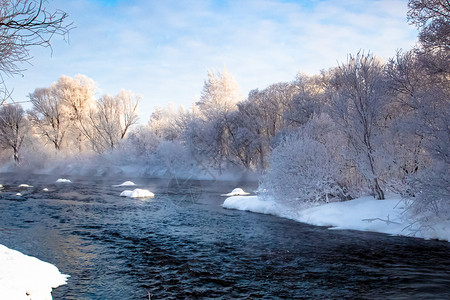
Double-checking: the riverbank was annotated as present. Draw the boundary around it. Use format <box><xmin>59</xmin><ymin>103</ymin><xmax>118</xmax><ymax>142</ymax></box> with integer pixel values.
<box><xmin>0</xmin><ymin>244</ymin><xmax>69</xmax><ymax>300</ymax></box>
<box><xmin>222</xmin><ymin>195</ymin><xmax>450</xmax><ymax>242</ymax></box>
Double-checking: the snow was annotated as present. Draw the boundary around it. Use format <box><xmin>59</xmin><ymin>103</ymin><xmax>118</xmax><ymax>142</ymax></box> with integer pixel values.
<box><xmin>18</xmin><ymin>184</ymin><xmax>33</xmax><ymax>188</ymax></box>
<box><xmin>221</xmin><ymin>188</ymin><xmax>250</xmax><ymax>196</ymax></box>
<box><xmin>43</xmin><ymin>188</ymin><xmax>49</xmax><ymax>192</ymax></box>
<box><xmin>0</xmin><ymin>244</ymin><xmax>69</xmax><ymax>300</ymax></box>
<box><xmin>222</xmin><ymin>195</ymin><xmax>450</xmax><ymax>242</ymax></box>
<box><xmin>222</xmin><ymin>195</ymin><xmax>279</xmax><ymax>215</ymax></box>
<box><xmin>113</xmin><ymin>181</ymin><xmax>136</xmax><ymax>187</ymax></box>
<box><xmin>56</xmin><ymin>179</ymin><xmax>71</xmax><ymax>183</ymax></box>
<box><xmin>120</xmin><ymin>188</ymin><xmax>154</xmax><ymax>198</ymax></box>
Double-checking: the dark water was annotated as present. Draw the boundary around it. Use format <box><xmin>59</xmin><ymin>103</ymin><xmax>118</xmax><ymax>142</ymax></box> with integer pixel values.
<box><xmin>0</xmin><ymin>174</ymin><xmax>449</xmax><ymax>299</ymax></box>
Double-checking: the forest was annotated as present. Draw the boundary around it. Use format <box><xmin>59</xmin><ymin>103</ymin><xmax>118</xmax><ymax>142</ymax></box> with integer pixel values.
<box><xmin>0</xmin><ymin>1</ymin><xmax>448</xmax><ymax>227</ymax></box>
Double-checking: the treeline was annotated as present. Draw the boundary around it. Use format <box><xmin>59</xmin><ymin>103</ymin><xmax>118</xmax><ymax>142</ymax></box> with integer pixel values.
<box><xmin>0</xmin><ymin>0</ymin><xmax>448</xmax><ymax>222</ymax></box>
<box><xmin>0</xmin><ymin>74</ymin><xmax>139</xmax><ymax>162</ymax></box>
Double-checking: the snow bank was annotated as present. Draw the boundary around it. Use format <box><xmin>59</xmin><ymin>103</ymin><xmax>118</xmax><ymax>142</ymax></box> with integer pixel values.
<box><xmin>222</xmin><ymin>196</ymin><xmax>450</xmax><ymax>242</ymax></box>
<box><xmin>0</xmin><ymin>244</ymin><xmax>69</xmax><ymax>300</ymax></box>
<box><xmin>296</xmin><ymin>197</ymin><xmax>405</xmax><ymax>235</ymax></box>
<box><xmin>221</xmin><ymin>188</ymin><xmax>250</xmax><ymax>197</ymax></box>
<box><xmin>56</xmin><ymin>179</ymin><xmax>71</xmax><ymax>183</ymax></box>
<box><xmin>120</xmin><ymin>188</ymin><xmax>154</xmax><ymax>198</ymax></box>
<box><xmin>113</xmin><ymin>181</ymin><xmax>136</xmax><ymax>187</ymax></box>
<box><xmin>222</xmin><ymin>196</ymin><xmax>280</xmax><ymax>215</ymax></box>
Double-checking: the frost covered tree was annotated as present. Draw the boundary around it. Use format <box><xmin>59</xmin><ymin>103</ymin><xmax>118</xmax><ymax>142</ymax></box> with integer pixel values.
<box><xmin>196</xmin><ymin>69</ymin><xmax>241</xmax><ymax>118</ymax></box>
<box><xmin>0</xmin><ymin>0</ymin><xmax>71</xmax><ymax>100</ymax></box>
<box><xmin>387</xmin><ymin>0</ymin><xmax>450</xmax><ymax>220</ymax></box>
<box><xmin>55</xmin><ymin>74</ymin><xmax>96</xmax><ymax>151</ymax></box>
<box><xmin>236</xmin><ymin>82</ymin><xmax>299</xmax><ymax>170</ymax></box>
<box><xmin>408</xmin><ymin>0</ymin><xmax>450</xmax><ymax>51</ymax></box>
<box><xmin>148</xmin><ymin>103</ymin><xmax>185</xmax><ymax>141</ymax></box>
<box><xmin>86</xmin><ymin>90</ymin><xmax>139</xmax><ymax>153</ymax></box>
<box><xmin>329</xmin><ymin>52</ymin><xmax>389</xmax><ymax>200</ymax></box>
<box><xmin>260</xmin><ymin>132</ymin><xmax>340</xmax><ymax>209</ymax></box>
<box><xmin>28</xmin><ymin>84</ymin><xmax>67</xmax><ymax>150</ymax></box>
<box><xmin>284</xmin><ymin>73</ymin><xmax>325</xmax><ymax>128</ymax></box>
<box><xmin>0</xmin><ymin>104</ymin><xmax>27</xmax><ymax>163</ymax></box>
<box><xmin>188</xmin><ymin>69</ymin><xmax>243</xmax><ymax>172</ymax></box>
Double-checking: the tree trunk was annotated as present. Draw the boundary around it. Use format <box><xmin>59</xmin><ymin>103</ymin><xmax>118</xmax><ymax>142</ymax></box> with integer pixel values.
<box><xmin>373</xmin><ymin>178</ymin><xmax>385</xmax><ymax>200</ymax></box>
<box><xmin>13</xmin><ymin>147</ymin><xmax>19</xmax><ymax>164</ymax></box>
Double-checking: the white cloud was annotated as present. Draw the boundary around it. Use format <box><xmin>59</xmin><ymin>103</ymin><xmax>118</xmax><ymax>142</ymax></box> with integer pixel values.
<box><xmin>3</xmin><ymin>0</ymin><xmax>418</xmax><ymax>121</ymax></box>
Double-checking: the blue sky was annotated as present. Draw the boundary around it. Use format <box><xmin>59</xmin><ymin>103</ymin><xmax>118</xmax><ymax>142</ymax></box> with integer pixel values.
<box><xmin>4</xmin><ymin>0</ymin><xmax>418</xmax><ymax>121</ymax></box>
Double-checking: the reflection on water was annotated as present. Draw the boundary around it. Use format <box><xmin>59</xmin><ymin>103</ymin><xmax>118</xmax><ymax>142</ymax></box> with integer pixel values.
<box><xmin>0</xmin><ymin>174</ymin><xmax>449</xmax><ymax>299</ymax></box>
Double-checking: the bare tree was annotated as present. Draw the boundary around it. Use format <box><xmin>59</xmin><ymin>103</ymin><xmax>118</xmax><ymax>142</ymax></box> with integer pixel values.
<box><xmin>0</xmin><ymin>0</ymin><xmax>71</xmax><ymax>101</ymax></box>
<box><xmin>0</xmin><ymin>103</ymin><xmax>27</xmax><ymax>163</ymax></box>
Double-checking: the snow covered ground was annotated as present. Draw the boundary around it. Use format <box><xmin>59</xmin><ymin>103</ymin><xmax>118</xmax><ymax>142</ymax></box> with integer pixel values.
<box><xmin>0</xmin><ymin>244</ymin><xmax>69</xmax><ymax>300</ymax></box>
<box><xmin>222</xmin><ymin>195</ymin><xmax>450</xmax><ymax>242</ymax></box>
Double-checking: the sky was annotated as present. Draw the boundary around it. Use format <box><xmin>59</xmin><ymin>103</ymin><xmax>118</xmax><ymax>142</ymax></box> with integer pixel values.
<box><xmin>4</xmin><ymin>0</ymin><xmax>418</xmax><ymax>122</ymax></box>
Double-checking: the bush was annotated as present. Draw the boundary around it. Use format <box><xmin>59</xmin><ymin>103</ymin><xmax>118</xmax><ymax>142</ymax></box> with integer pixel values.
<box><xmin>259</xmin><ymin>133</ymin><xmax>341</xmax><ymax>209</ymax></box>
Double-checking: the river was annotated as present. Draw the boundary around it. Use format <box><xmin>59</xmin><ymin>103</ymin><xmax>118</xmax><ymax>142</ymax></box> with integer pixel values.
<box><xmin>0</xmin><ymin>174</ymin><xmax>449</xmax><ymax>299</ymax></box>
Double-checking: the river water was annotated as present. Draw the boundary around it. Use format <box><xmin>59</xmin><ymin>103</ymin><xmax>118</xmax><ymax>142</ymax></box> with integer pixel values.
<box><xmin>0</xmin><ymin>174</ymin><xmax>449</xmax><ymax>299</ymax></box>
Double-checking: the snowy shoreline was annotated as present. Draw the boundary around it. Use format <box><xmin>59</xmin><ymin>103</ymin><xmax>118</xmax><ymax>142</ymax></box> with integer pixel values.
<box><xmin>0</xmin><ymin>244</ymin><xmax>69</xmax><ymax>300</ymax></box>
<box><xmin>222</xmin><ymin>195</ymin><xmax>450</xmax><ymax>242</ymax></box>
